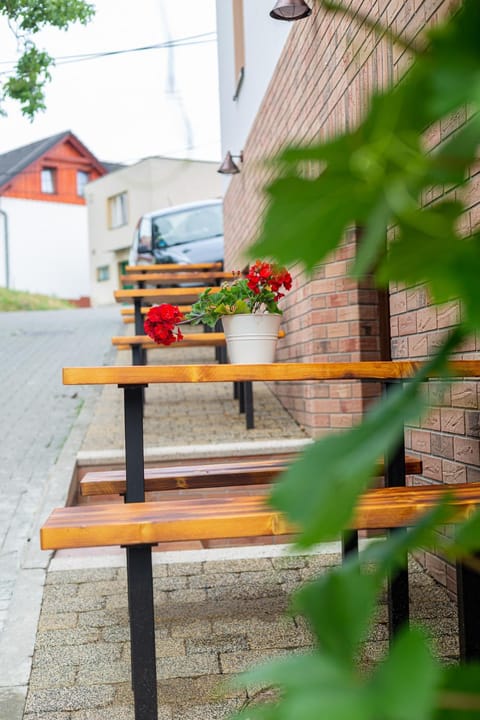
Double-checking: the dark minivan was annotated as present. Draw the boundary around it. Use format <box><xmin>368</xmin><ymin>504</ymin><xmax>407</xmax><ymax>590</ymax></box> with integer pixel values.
<box><xmin>129</xmin><ymin>199</ymin><xmax>224</xmax><ymax>266</ymax></box>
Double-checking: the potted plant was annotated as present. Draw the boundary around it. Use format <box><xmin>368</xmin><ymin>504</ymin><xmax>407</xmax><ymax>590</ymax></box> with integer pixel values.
<box><xmin>144</xmin><ymin>260</ymin><xmax>292</xmax><ymax>363</ymax></box>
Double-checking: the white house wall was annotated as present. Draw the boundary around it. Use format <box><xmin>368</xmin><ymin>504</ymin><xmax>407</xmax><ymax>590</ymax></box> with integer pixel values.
<box><xmin>86</xmin><ymin>157</ymin><xmax>222</xmax><ymax>306</ymax></box>
<box><xmin>0</xmin><ymin>197</ymin><xmax>89</xmax><ymax>300</ymax></box>
<box><xmin>216</xmin><ymin>0</ymin><xmax>291</xmax><ymax>163</ymax></box>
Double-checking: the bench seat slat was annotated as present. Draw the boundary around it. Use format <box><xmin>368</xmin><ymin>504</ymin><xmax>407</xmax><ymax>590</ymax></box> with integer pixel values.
<box><xmin>41</xmin><ymin>482</ymin><xmax>480</xmax><ymax>551</ymax></box>
<box><xmin>41</xmin><ymin>494</ymin><xmax>292</xmax><ymax>549</ymax></box>
<box><xmin>79</xmin><ymin>455</ymin><xmax>423</xmax><ymax>496</ymax></box>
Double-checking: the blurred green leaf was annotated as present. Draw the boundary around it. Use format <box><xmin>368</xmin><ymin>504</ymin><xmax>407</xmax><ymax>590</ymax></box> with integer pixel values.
<box><xmin>435</xmin><ymin>664</ymin><xmax>480</xmax><ymax>718</ymax></box>
<box><xmin>270</xmin><ymin>329</ymin><xmax>461</xmax><ymax>546</ymax></box>
<box><xmin>368</xmin><ymin>627</ymin><xmax>440</xmax><ymax>720</ymax></box>
<box><xmin>447</xmin><ymin>509</ymin><xmax>480</xmax><ymax>559</ymax></box>
<box><xmin>293</xmin><ymin>564</ymin><xmax>381</xmax><ymax>667</ymax></box>
<box><xmin>231</xmin><ymin>652</ymin><xmax>369</xmax><ymax>720</ymax></box>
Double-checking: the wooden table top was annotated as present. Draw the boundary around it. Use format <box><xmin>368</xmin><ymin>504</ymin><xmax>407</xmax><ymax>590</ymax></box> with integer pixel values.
<box><xmin>62</xmin><ymin>360</ymin><xmax>480</xmax><ymax>386</ymax></box>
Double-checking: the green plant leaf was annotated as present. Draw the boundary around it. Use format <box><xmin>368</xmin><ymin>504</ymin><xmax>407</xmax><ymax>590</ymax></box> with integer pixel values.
<box><xmin>434</xmin><ymin>664</ymin><xmax>480</xmax><ymax>719</ymax></box>
<box><xmin>368</xmin><ymin>627</ymin><xmax>440</xmax><ymax>720</ymax></box>
<box><xmin>230</xmin><ymin>652</ymin><xmax>369</xmax><ymax>720</ymax></box>
<box><xmin>270</xmin><ymin>330</ymin><xmax>462</xmax><ymax>547</ymax></box>
<box><xmin>293</xmin><ymin>564</ymin><xmax>381</xmax><ymax>667</ymax></box>
<box><xmin>446</xmin><ymin>509</ymin><xmax>480</xmax><ymax>559</ymax></box>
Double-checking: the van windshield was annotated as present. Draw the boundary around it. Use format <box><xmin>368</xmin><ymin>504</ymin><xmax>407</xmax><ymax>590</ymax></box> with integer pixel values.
<box><xmin>151</xmin><ymin>204</ymin><xmax>223</xmax><ymax>248</ymax></box>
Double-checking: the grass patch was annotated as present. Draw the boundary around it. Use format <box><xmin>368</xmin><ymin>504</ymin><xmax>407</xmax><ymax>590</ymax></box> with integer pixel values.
<box><xmin>0</xmin><ymin>287</ymin><xmax>75</xmax><ymax>311</ymax></box>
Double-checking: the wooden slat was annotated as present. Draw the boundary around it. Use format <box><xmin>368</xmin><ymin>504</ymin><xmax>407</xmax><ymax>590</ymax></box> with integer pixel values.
<box><xmin>112</xmin><ymin>330</ymin><xmax>286</xmax><ymax>350</ymax></box>
<box><xmin>114</xmin><ymin>287</ymin><xmax>217</xmax><ymax>304</ymax></box>
<box><xmin>41</xmin><ymin>494</ymin><xmax>293</xmax><ymax>549</ymax></box>
<box><xmin>63</xmin><ymin>361</ymin><xmax>480</xmax><ymax>387</ymax></box>
<box><xmin>125</xmin><ymin>262</ymin><xmax>223</xmax><ymax>273</ymax></box>
<box><xmin>41</xmin><ymin>482</ymin><xmax>480</xmax><ymax>550</ymax></box>
<box><xmin>113</xmin><ymin>333</ymin><xmax>227</xmax><ymax>349</ymax></box>
<box><xmin>120</xmin><ymin>307</ymin><xmax>192</xmax><ymax>315</ymax></box>
<box><xmin>80</xmin><ymin>454</ymin><xmax>423</xmax><ymax>496</ymax></box>
<box><xmin>122</xmin><ymin>271</ymin><xmax>235</xmax><ymax>284</ymax></box>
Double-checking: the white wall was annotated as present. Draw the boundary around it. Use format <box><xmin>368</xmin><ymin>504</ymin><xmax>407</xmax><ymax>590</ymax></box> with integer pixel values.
<box><xmin>86</xmin><ymin>156</ymin><xmax>222</xmax><ymax>305</ymax></box>
<box><xmin>216</xmin><ymin>0</ymin><xmax>291</xmax><ymax>165</ymax></box>
<box><xmin>0</xmin><ymin>197</ymin><xmax>89</xmax><ymax>300</ymax></box>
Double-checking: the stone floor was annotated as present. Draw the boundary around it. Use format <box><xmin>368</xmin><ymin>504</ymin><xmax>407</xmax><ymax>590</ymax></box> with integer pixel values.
<box><xmin>24</xmin><ymin>549</ymin><xmax>459</xmax><ymax>720</ymax></box>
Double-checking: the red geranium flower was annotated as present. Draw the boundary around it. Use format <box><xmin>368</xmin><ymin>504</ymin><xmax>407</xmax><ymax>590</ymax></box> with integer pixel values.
<box><xmin>144</xmin><ymin>304</ymin><xmax>185</xmax><ymax>345</ymax></box>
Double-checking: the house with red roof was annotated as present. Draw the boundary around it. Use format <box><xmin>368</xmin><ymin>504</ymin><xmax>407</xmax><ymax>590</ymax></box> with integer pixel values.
<box><xmin>0</xmin><ymin>130</ymin><xmax>108</xmax><ymax>305</ymax></box>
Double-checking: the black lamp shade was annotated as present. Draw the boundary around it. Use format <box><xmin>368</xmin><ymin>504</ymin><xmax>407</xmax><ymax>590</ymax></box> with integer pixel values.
<box><xmin>270</xmin><ymin>0</ymin><xmax>312</xmax><ymax>20</ymax></box>
<box><xmin>217</xmin><ymin>152</ymin><xmax>241</xmax><ymax>175</ymax></box>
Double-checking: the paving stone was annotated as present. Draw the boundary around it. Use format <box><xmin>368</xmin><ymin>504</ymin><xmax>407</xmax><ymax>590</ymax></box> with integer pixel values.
<box><xmin>33</xmin><ymin>642</ymin><xmax>122</xmax><ymax>668</ymax></box>
<box><xmin>156</xmin><ymin>653</ymin><xmax>220</xmax><ymax>680</ymax></box>
<box><xmin>219</xmin><ymin>647</ymin><xmax>291</xmax><ymax>674</ymax></box>
<box><xmin>72</xmin><ymin>707</ymin><xmax>137</xmax><ymax>720</ymax></box>
<box><xmin>25</xmin><ymin>685</ymin><xmax>116</xmax><ymax>713</ymax></box>
<box><xmin>169</xmin><ymin>619</ymin><xmax>213</xmax><ymax>639</ymax></box>
<box><xmin>185</xmin><ymin>634</ymin><xmax>249</xmax><ymax>655</ymax></box>
<box><xmin>35</xmin><ymin>627</ymin><xmax>100</xmax><ymax>648</ymax></box>
<box><xmin>76</xmin><ymin>580</ymin><xmax>127</xmax><ymax>598</ymax></box>
<box><xmin>37</xmin><ymin>612</ymin><xmax>78</xmax><ymax>631</ymax></box>
<box><xmin>156</xmin><ymin>675</ymin><xmax>241</xmax><ymax>704</ymax></box>
<box><xmin>76</xmin><ymin>661</ymin><xmax>132</xmax><ymax>685</ymax></box>
<box><xmin>29</xmin><ymin>664</ymin><xmax>77</xmax><ymax>689</ymax></box>
<box><xmin>77</xmin><ymin>608</ymin><xmax>129</xmax><ymax>628</ymax></box>
<box><xmin>175</xmin><ymin>697</ymin><xmax>244</xmax><ymax>720</ymax></box>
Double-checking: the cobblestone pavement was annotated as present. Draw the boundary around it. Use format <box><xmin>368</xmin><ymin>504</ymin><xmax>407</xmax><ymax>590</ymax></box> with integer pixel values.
<box><xmin>24</xmin><ymin>553</ymin><xmax>458</xmax><ymax>720</ymax></box>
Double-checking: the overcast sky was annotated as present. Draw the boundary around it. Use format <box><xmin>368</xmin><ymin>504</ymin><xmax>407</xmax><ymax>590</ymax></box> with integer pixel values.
<box><xmin>0</xmin><ymin>0</ymin><xmax>221</xmax><ymax>164</ymax></box>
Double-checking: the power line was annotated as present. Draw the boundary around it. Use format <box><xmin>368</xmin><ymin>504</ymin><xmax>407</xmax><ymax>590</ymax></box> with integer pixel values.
<box><xmin>0</xmin><ymin>32</ymin><xmax>216</xmax><ymax>70</ymax></box>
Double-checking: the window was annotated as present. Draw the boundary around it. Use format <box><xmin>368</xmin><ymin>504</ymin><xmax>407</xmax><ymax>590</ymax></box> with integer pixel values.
<box><xmin>41</xmin><ymin>167</ymin><xmax>56</xmax><ymax>194</ymax></box>
<box><xmin>232</xmin><ymin>0</ymin><xmax>245</xmax><ymax>100</ymax></box>
<box><xmin>108</xmin><ymin>192</ymin><xmax>128</xmax><ymax>228</ymax></box>
<box><xmin>96</xmin><ymin>265</ymin><xmax>110</xmax><ymax>282</ymax></box>
<box><xmin>77</xmin><ymin>170</ymin><xmax>89</xmax><ymax>197</ymax></box>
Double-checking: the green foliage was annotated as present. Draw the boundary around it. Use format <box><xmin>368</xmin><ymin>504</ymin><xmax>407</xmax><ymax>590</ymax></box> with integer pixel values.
<box><xmin>188</xmin><ymin>280</ymin><xmax>261</xmax><ymax>328</ymax></box>
<box><xmin>228</xmin><ymin>1</ymin><xmax>480</xmax><ymax>718</ymax></box>
<box><xmin>0</xmin><ymin>0</ymin><xmax>94</xmax><ymax>118</ymax></box>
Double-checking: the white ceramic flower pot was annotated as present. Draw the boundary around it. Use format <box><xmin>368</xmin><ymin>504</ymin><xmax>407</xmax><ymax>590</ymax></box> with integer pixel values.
<box><xmin>221</xmin><ymin>313</ymin><xmax>282</xmax><ymax>364</ymax></box>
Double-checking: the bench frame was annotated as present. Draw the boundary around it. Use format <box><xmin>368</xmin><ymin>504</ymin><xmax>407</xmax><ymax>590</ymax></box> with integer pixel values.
<box><xmin>44</xmin><ymin>361</ymin><xmax>480</xmax><ymax>720</ymax></box>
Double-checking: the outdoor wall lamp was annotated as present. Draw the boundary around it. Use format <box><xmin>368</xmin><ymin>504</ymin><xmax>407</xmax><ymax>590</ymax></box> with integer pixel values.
<box><xmin>270</xmin><ymin>0</ymin><xmax>312</xmax><ymax>20</ymax></box>
<box><xmin>217</xmin><ymin>151</ymin><xmax>243</xmax><ymax>175</ymax></box>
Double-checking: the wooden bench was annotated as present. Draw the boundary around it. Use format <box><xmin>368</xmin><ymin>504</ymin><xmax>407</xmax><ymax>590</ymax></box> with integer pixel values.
<box><xmin>41</xmin><ymin>481</ymin><xmax>480</xmax><ymax>549</ymax></box>
<box><xmin>124</xmin><ymin>261</ymin><xmax>223</xmax><ymax>273</ymax></box>
<box><xmin>121</xmin><ymin>270</ymin><xmax>236</xmax><ymax>288</ymax></box>
<box><xmin>40</xmin><ymin>360</ymin><xmax>480</xmax><ymax>720</ymax></box>
<box><xmin>120</xmin><ymin>306</ymin><xmax>193</xmax><ymax>324</ymax></box>
<box><xmin>79</xmin><ymin>454</ymin><xmax>423</xmax><ymax>497</ymax></box>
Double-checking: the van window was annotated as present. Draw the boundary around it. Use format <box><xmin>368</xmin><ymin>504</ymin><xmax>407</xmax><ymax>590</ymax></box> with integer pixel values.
<box><xmin>152</xmin><ymin>204</ymin><xmax>223</xmax><ymax>248</ymax></box>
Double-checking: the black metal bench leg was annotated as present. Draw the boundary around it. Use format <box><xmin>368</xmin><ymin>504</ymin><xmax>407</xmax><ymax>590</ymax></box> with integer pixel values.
<box><xmin>238</xmin><ymin>382</ymin><xmax>245</xmax><ymax>414</ymax></box>
<box><xmin>244</xmin><ymin>381</ymin><xmax>254</xmax><ymax>429</ymax></box>
<box><xmin>341</xmin><ymin>531</ymin><xmax>358</xmax><ymax>558</ymax></box>
<box><xmin>383</xmin><ymin>381</ymin><xmax>409</xmax><ymax>638</ymax></box>
<box><xmin>457</xmin><ymin>554</ymin><xmax>480</xmax><ymax>660</ymax></box>
<box><xmin>126</xmin><ymin>545</ymin><xmax>158</xmax><ymax>720</ymax></box>
<box><xmin>387</xmin><ymin>529</ymin><xmax>409</xmax><ymax>640</ymax></box>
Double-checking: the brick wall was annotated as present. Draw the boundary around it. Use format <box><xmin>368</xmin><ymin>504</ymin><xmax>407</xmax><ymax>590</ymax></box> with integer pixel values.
<box><xmin>223</xmin><ymin>0</ymin><xmax>477</xmax><ymax>591</ymax></box>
